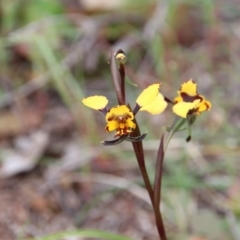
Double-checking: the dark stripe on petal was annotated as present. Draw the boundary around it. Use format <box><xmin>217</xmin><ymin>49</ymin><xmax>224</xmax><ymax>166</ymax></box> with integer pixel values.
<box><xmin>187</xmin><ymin>108</ymin><xmax>197</xmax><ymax>115</ymax></box>
<box><xmin>205</xmin><ymin>102</ymin><xmax>210</xmax><ymax>110</ymax></box>
<box><xmin>107</xmin><ymin>116</ymin><xmax>114</xmax><ymax>121</ymax></box>
<box><xmin>180</xmin><ymin>92</ymin><xmax>203</xmax><ymax>102</ymax></box>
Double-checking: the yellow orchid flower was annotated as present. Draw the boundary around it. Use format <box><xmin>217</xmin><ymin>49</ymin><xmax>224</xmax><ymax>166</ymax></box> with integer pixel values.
<box><xmin>173</xmin><ymin>80</ymin><xmax>211</xmax><ymax>118</ymax></box>
<box><xmin>82</xmin><ymin>83</ymin><xmax>167</xmax><ymax>138</ymax></box>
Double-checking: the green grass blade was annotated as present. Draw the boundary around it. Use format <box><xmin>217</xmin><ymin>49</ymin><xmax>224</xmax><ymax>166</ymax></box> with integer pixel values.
<box><xmin>23</xmin><ymin>229</ymin><xmax>132</xmax><ymax>240</ymax></box>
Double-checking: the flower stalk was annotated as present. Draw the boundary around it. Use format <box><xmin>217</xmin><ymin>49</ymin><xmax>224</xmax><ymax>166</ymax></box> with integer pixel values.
<box><xmin>81</xmin><ymin>50</ymin><xmax>212</xmax><ymax>240</ymax></box>
<box><xmin>115</xmin><ymin>49</ymin><xmax>127</xmax><ymax>104</ymax></box>
<box><xmin>112</xmin><ymin>51</ymin><xmax>167</xmax><ymax>239</ymax></box>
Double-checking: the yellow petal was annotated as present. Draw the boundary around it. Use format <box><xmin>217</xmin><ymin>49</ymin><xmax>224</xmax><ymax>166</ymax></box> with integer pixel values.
<box><xmin>105</xmin><ymin>120</ymin><xmax>119</xmax><ymax>132</ymax></box>
<box><xmin>173</xmin><ymin>100</ymin><xmax>200</xmax><ymax>118</ymax></box>
<box><xmin>140</xmin><ymin>93</ymin><xmax>168</xmax><ymax>115</ymax></box>
<box><xmin>136</xmin><ymin>83</ymin><xmax>160</xmax><ymax>107</ymax></box>
<box><xmin>82</xmin><ymin>96</ymin><xmax>108</xmax><ymax>110</ymax></box>
<box><xmin>196</xmin><ymin>100</ymin><xmax>212</xmax><ymax>112</ymax></box>
<box><xmin>174</xmin><ymin>94</ymin><xmax>183</xmax><ymax>103</ymax></box>
<box><xmin>106</xmin><ymin>105</ymin><xmax>133</xmax><ymax>122</ymax></box>
<box><xmin>110</xmin><ymin>105</ymin><xmax>131</xmax><ymax>116</ymax></box>
<box><xmin>126</xmin><ymin>119</ymin><xmax>136</xmax><ymax>129</ymax></box>
<box><xmin>180</xmin><ymin>79</ymin><xmax>197</xmax><ymax>96</ymax></box>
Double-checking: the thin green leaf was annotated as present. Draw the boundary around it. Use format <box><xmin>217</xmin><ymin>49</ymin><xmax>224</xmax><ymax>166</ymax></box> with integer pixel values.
<box><xmin>164</xmin><ymin>116</ymin><xmax>186</xmax><ymax>151</ymax></box>
<box><xmin>22</xmin><ymin>229</ymin><xmax>132</xmax><ymax>240</ymax></box>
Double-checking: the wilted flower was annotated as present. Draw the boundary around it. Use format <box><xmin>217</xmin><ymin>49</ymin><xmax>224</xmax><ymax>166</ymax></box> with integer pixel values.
<box><xmin>173</xmin><ymin>79</ymin><xmax>211</xmax><ymax>118</ymax></box>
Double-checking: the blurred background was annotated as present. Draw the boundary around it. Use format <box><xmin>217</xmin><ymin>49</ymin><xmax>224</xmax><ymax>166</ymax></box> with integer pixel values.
<box><xmin>0</xmin><ymin>0</ymin><xmax>239</xmax><ymax>239</ymax></box>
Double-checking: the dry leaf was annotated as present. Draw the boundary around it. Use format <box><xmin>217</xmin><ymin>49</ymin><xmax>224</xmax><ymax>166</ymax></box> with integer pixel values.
<box><xmin>0</xmin><ymin>131</ymin><xmax>49</xmax><ymax>178</ymax></box>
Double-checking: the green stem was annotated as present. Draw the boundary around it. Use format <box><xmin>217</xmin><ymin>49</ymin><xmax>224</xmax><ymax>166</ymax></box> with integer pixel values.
<box><xmin>164</xmin><ymin>117</ymin><xmax>186</xmax><ymax>152</ymax></box>
<box><xmin>186</xmin><ymin>117</ymin><xmax>192</xmax><ymax>142</ymax></box>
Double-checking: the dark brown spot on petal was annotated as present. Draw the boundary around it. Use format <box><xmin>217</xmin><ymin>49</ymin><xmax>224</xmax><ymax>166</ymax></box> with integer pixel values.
<box><xmin>205</xmin><ymin>102</ymin><xmax>210</xmax><ymax>110</ymax></box>
<box><xmin>107</xmin><ymin>117</ymin><xmax>113</xmax><ymax>121</ymax></box>
<box><xmin>126</xmin><ymin>114</ymin><xmax>132</xmax><ymax>119</ymax></box>
<box><xmin>187</xmin><ymin>108</ymin><xmax>196</xmax><ymax>116</ymax></box>
<box><xmin>180</xmin><ymin>92</ymin><xmax>203</xmax><ymax>102</ymax></box>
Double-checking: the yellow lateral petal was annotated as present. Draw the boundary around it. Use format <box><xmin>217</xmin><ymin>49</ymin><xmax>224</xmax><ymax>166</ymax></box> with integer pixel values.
<box><xmin>126</xmin><ymin>119</ymin><xmax>136</xmax><ymax>129</ymax></box>
<box><xmin>105</xmin><ymin>120</ymin><xmax>119</xmax><ymax>132</ymax></box>
<box><xmin>180</xmin><ymin>79</ymin><xmax>197</xmax><ymax>96</ymax></box>
<box><xmin>82</xmin><ymin>96</ymin><xmax>108</xmax><ymax>110</ymax></box>
<box><xmin>173</xmin><ymin>100</ymin><xmax>200</xmax><ymax>118</ymax></box>
<box><xmin>136</xmin><ymin>83</ymin><xmax>160</xmax><ymax>107</ymax></box>
<box><xmin>174</xmin><ymin>94</ymin><xmax>183</xmax><ymax>103</ymax></box>
<box><xmin>140</xmin><ymin>93</ymin><xmax>168</xmax><ymax>115</ymax></box>
<box><xmin>196</xmin><ymin>100</ymin><xmax>212</xmax><ymax>112</ymax></box>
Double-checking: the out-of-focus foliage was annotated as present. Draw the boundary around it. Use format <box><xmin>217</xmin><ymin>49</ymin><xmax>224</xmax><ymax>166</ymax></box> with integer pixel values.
<box><xmin>0</xmin><ymin>0</ymin><xmax>239</xmax><ymax>240</ymax></box>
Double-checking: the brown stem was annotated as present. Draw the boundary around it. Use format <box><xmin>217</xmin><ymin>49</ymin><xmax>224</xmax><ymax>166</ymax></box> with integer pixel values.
<box><xmin>131</xmin><ymin>124</ymin><xmax>167</xmax><ymax>240</ymax></box>
<box><xmin>154</xmin><ymin>134</ymin><xmax>164</xmax><ymax>210</ymax></box>
<box><xmin>132</xmin><ymin>141</ymin><xmax>154</xmax><ymax>202</ymax></box>
<box><xmin>110</xmin><ymin>51</ymin><xmax>124</xmax><ymax>105</ymax></box>
<box><xmin>153</xmin><ymin>206</ymin><xmax>167</xmax><ymax>240</ymax></box>
<box><xmin>153</xmin><ymin>135</ymin><xmax>167</xmax><ymax>239</ymax></box>
<box><xmin>119</xmin><ymin>64</ymin><xmax>125</xmax><ymax>104</ymax></box>
<box><xmin>111</xmin><ymin>49</ymin><xmax>167</xmax><ymax>239</ymax></box>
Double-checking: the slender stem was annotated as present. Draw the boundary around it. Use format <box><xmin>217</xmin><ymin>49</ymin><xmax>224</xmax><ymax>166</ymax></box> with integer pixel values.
<box><xmin>164</xmin><ymin>117</ymin><xmax>186</xmax><ymax>152</ymax></box>
<box><xmin>112</xmin><ymin>49</ymin><xmax>166</xmax><ymax>239</ymax></box>
<box><xmin>133</xmin><ymin>144</ymin><xmax>167</xmax><ymax>240</ymax></box>
<box><xmin>154</xmin><ymin>134</ymin><xmax>164</xmax><ymax>210</ymax></box>
<box><xmin>186</xmin><ymin>117</ymin><xmax>192</xmax><ymax>142</ymax></box>
<box><xmin>132</xmin><ymin>142</ymin><xmax>154</xmax><ymax>202</ymax></box>
<box><xmin>110</xmin><ymin>51</ymin><xmax>124</xmax><ymax>105</ymax></box>
<box><xmin>119</xmin><ymin>64</ymin><xmax>125</xmax><ymax>104</ymax></box>
<box><xmin>153</xmin><ymin>134</ymin><xmax>167</xmax><ymax>240</ymax></box>
<box><xmin>153</xmin><ymin>207</ymin><xmax>167</xmax><ymax>240</ymax></box>
<box><xmin>131</xmin><ymin>124</ymin><xmax>167</xmax><ymax>239</ymax></box>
